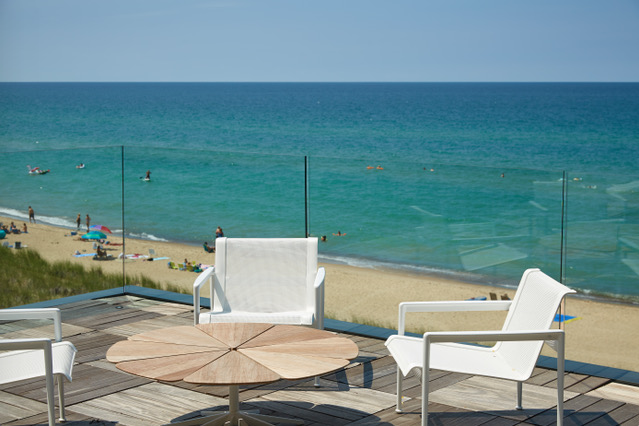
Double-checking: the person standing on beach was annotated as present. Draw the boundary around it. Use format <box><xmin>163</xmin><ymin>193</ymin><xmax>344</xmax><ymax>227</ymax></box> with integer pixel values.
<box><xmin>28</xmin><ymin>206</ymin><xmax>35</xmax><ymax>223</ymax></box>
<box><xmin>86</xmin><ymin>214</ymin><xmax>91</xmax><ymax>232</ymax></box>
<box><xmin>213</xmin><ymin>226</ymin><xmax>224</xmax><ymax>251</ymax></box>
<box><xmin>76</xmin><ymin>213</ymin><xmax>81</xmax><ymax>230</ymax></box>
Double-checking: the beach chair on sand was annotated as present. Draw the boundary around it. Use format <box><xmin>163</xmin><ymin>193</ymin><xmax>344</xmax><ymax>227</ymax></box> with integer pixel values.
<box><xmin>167</xmin><ymin>261</ymin><xmax>178</xmax><ymax>269</ymax></box>
<box><xmin>385</xmin><ymin>268</ymin><xmax>575</xmax><ymax>426</ymax></box>
<box><xmin>149</xmin><ymin>248</ymin><xmax>158</xmax><ymax>257</ymax></box>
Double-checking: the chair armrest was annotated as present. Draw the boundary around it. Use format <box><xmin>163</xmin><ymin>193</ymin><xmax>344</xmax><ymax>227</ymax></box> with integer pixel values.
<box><xmin>0</xmin><ymin>308</ymin><xmax>62</xmax><ymax>342</ymax></box>
<box><xmin>193</xmin><ymin>266</ymin><xmax>215</xmax><ymax>325</ymax></box>
<box><xmin>423</xmin><ymin>328</ymin><xmax>564</xmax><ymax>344</ymax></box>
<box><xmin>0</xmin><ymin>337</ymin><xmax>53</xmax><ymax>351</ymax></box>
<box><xmin>397</xmin><ymin>300</ymin><xmax>511</xmax><ymax>335</ymax></box>
<box><xmin>314</xmin><ymin>267</ymin><xmax>325</xmax><ymax>330</ymax></box>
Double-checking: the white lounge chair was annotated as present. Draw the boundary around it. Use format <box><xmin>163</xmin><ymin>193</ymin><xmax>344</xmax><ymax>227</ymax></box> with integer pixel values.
<box><xmin>193</xmin><ymin>237</ymin><xmax>325</xmax><ymax>386</ymax></box>
<box><xmin>0</xmin><ymin>308</ymin><xmax>77</xmax><ymax>426</ymax></box>
<box><xmin>385</xmin><ymin>268</ymin><xmax>575</xmax><ymax>426</ymax></box>
<box><xmin>194</xmin><ymin>237</ymin><xmax>324</xmax><ymax>330</ymax></box>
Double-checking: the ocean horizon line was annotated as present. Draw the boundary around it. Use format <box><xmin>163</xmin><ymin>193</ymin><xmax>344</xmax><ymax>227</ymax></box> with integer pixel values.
<box><xmin>2</xmin><ymin>81</ymin><xmax>639</xmax><ymax>85</ymax></box>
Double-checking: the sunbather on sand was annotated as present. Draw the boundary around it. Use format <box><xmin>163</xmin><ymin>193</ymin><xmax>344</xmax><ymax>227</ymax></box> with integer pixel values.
<box><xmin>10</xmin><ymin>222</ymin><xmax>20</xmax><ymax>234</ymax></box>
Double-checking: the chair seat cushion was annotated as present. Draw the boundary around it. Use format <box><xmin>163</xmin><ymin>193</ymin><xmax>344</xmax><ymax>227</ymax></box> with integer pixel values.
<box><xmin>199</xmin><ymin>311</ymin><xmax>315</xmax><ymax>325</ymax></box>
<box><xmin>0</xmin><ymin>341</ymin><xmax>77</xmax><ymax>384</ymax></box>
<box><xmin>385</xmin><ymin>335</ymin><xmax>530</xmax><ymax>382</ymax></box>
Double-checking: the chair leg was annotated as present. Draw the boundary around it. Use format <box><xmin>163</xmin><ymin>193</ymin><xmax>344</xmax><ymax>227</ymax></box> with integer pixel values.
<box><xmin>43</xmin><ymin>343</ymin><xmax>56</xmax><ymax>426</ymax></box>
<box><xmin>395</xmin><ymin>367</ymin><xmax>403</xmax><ymax>413</ymax></box>
<box><xmin>557</xmin><ymin>334</ymin><xmax>565</xmax><ymax>426</ymax></box>
<box><xmin>421</xmin><ymin>366</ymin><xmax>430</xmax><ymax>426</ymax></box>
<box><xmin>313</xmin><ymin>321</ymin><xmax>323</xmax><ymax>388</ymax></box>
<box><xmin>57</xmin><ymin>376</ymin><xmax>67</xmax><ymax>422</ymax></box>
<box><xmin>422</xmin><ymin>339</ymin><xmax>431</xmax><ymax>426</ymax></box>
<box><xmin>516</xmin><ymin>381</ymin><xmax>523</xmax><ymax>410</ymax></box>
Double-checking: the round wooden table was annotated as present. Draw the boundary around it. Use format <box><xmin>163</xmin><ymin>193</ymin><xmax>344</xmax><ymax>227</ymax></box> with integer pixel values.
<box><xmin>106</xmin><ymin>323</ymin><xmax>359</xmax><ymax>425</ymax></box>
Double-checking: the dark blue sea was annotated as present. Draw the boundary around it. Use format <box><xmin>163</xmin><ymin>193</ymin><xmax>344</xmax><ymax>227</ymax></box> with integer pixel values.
<box><xmin>1</xmin><ymin>83</ymin><xmax>638</xmax><ymax>301</ymax></box>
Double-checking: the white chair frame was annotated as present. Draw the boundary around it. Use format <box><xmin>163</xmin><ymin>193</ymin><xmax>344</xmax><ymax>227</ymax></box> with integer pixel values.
<box><xmin>386</xmin><ymin>268</ymin><xmax>575</xmax><ymax>426</ymax></box>
<box><xmin>0</xmin><ymin>308</ymin><xmax>77</xmax><ymax>426</ymax></box>
<box><xmin>193</xmin><ymin>237</ymin><xmax>324</xmax><ymax>330</ymax></box>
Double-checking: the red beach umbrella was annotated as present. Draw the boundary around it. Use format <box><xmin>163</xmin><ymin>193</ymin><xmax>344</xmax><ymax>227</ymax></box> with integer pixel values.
<box><xmin>89</xmin><ymin>225</ymin><xmax>112</xmax><ymax>234</ymax></box>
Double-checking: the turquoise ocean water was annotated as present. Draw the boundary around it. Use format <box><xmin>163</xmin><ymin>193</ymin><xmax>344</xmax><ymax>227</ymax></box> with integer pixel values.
<box><xmin>1</xmin><ymin>83</ymin><xmax>638</xmax><ymax>301</ymax></box>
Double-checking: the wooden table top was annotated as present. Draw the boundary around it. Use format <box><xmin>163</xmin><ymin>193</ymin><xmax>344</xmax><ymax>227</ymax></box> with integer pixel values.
<box><xmin>106</xmin><ymin>323</ymin><xmax>359</xmax><ymax>386</ymax></box>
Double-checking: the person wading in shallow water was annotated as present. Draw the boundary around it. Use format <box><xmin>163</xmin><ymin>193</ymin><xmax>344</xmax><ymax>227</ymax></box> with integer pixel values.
<box><xmin>28</xmin><ymin>206</ymin><xmax>36</xmax><ymax>224</ymax></box>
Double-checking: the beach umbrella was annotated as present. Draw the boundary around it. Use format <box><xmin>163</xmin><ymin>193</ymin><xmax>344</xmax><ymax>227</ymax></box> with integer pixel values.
<box><xmin>82</xmin><ymin>231</ymin><xmax>107</xmax><ymax>240</ymax></box>
<box><xmin>90</xmin><ymin>224</ymin><xmax>112</xmax><ymax>234</ymax></box>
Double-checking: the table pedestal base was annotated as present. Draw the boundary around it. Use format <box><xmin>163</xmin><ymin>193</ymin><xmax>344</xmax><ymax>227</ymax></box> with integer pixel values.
<box><xmin>165</xmin><ymin>386</ymin><xmax>304</xmax><ymax>426</ymax></box>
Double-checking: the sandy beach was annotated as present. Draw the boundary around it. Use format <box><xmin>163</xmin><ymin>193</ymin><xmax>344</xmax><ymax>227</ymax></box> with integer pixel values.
<box><xmin>2</xmin><ymin>215</ymin><xmax>638</xmax><ymax>372</ymax></box>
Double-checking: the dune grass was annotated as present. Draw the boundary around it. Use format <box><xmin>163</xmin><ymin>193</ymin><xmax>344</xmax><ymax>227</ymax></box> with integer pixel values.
<box><xmin>0</xmin><ymin>245</ymin><xmax>186</xmax><ymax>309</ymax></box>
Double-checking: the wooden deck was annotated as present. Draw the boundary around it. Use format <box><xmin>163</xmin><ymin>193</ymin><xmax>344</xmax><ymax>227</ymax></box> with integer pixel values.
<box><xmin>2</xmin><ymin>294</ymin><xmax>639</xmax><ymax>425</ymax></box>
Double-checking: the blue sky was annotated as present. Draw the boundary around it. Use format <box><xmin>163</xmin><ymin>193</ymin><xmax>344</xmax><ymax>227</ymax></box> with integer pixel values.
<box><xmin>1</xmin><ymin>0</ymin><xmax>638</xmax><ymax>82</ymax></box>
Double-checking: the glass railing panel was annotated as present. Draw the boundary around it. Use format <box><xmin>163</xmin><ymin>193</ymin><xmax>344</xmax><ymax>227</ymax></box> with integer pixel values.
<box><xmin>0</xmin><ymin>147</ymin><xmax>125</xmax><ymax>306</ymax></box>
<box><xmin>121</xmin><ymin>148</ymin><xmax>306</xmax><ymax>296</ymax></box>
<box><xmin>564</xmin><ymin>172</ymin><xmax>639</xmax><ymax>301</ymax></box>
<box><xmin>308</xmin><ymin>157</ymin><xmax>565</xmax><ymax>286</ymax></box>
<box><xmin>562</xmin><ymin>171</ymin><xmax>639</xmax><ymax>371</ymax></box>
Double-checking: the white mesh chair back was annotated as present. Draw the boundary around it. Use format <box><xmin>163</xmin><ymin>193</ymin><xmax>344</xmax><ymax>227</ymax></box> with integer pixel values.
<box><xmin>212</xmin><ymin>237</ymin><xmax>317</xmax><ymax>316</ymax></box>
<box><xmin>497</xmin><ymin>268</ymin><xmax>574</xmax><ymax>378</ymax></box>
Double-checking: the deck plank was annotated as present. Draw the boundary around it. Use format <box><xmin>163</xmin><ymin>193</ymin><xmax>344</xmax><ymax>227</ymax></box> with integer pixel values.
<box><xmin>261</xmin><ymin>378</ymin><xmax>397</xmax><ymax>417</ymax></box>
<box><xmin>586</xmin><ymin>382</ymin><xmax>639</xmax><ymax>406</ymax></box>
<box><xmin>0</xmin><ymin>390</ymin><xmax>48</xmax><ymax>424</ymax></box>
<box><xmin>429</xmin><ymin>375</ymin><xmax>578</xmax><ymax>417</ymax></box>
<box><xmin>69</xmin><ymin>382</ymin><xmax>228</xmax><ymax>426</ymax></box>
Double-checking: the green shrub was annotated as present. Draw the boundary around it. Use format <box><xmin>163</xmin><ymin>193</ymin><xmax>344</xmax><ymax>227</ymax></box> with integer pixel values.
<box><xmin>0</xmin><ymin>246</ymin><xmax>185</xmax><ymax>308</ymax></box>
